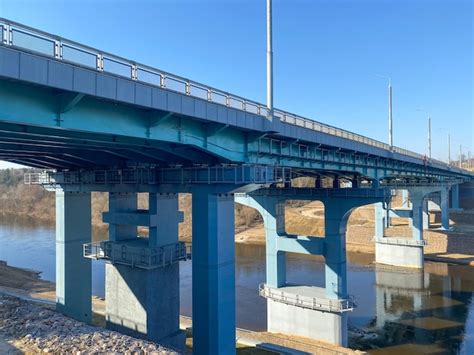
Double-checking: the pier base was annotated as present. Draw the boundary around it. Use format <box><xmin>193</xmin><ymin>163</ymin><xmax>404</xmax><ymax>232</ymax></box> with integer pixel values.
<box><xmin>105</xmin><ymin>261</ymin><xmax>184</xmax><ymax>350</ymax></box>
<box><xmin>264</xmin><ymin>285</ymin><xmax>349</xmax><ymax>346</ymax></box>
<box><xmin>375</xmin><ymin>238</ymin><xmax>424</xmax><ymax>268</ymax></box>
<box><xmin>103</xmin><ymin>192</ymin><xmax>185</xmax><ymax>351</ymax></box>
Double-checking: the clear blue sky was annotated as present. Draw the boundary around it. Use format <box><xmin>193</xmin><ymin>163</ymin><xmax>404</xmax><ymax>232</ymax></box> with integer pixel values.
<box><xmin>0</xmin><ymin>0</ymin><xmax>472</xmax><ymax>167</ymax></box>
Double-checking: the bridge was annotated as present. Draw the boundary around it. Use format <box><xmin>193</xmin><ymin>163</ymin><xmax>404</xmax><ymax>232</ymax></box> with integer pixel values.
<box><xmin>1</xmin><ymin>18</ymin><xmax>472</xmax><ymax>354</ymax></box>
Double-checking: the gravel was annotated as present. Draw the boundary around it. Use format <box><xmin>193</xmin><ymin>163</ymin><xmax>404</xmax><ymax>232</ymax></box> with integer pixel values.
<box><xmin>0</xmin><ymin>294</ymin><xmax>180</xmax><ymax>354</ymax></box>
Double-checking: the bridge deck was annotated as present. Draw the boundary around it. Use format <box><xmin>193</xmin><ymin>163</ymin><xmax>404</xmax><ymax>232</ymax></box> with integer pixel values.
<box><xmin>0</xmin><ymin>18</ymin><xmax>471</xmax><ymax>183</ymax></box>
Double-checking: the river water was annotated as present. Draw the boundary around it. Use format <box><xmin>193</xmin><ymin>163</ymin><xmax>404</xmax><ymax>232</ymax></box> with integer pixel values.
<box><xmin>1</xmin><ymin>218</ymin><xmax>473</xmax><ymax>354</ymax></box>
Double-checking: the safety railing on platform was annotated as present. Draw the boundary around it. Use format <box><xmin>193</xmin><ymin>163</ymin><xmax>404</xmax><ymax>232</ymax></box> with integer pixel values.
<box><xmin>1</xmin><ymin>17</ymin><xmax>467</xmax><ymax>174</ymax></box>
<box><xmin>374</xmin><ymin>237</ymin><xmax>427</xmax><ymax>247</ymax></box>
<box><xmin>24</xmin><ymin>172</ymin><xmax>50</xmax><ymax>185</ymax></box>
<box><xmin>83</xmin><ymin>240</ymin><xmax>191</xmax><ymax>269</ymax></box>
<box><xmin>259</xmin><ymin>283</ymin><xmax>356</xmax><ymax>313</ymax></box>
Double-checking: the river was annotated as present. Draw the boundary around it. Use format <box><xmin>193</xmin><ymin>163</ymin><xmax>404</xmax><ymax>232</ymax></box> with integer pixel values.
<box><xmin>0</xmin><ymin>218</ymin><xmax>473</xmax><ymax>354</ymax></box>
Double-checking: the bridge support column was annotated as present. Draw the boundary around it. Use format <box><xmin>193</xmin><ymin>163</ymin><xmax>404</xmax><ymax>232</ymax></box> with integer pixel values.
<box><xmin>450</xmin><ymin>184</ymin><xmax>461</xmax><ymax>210</ymax></box>
<box><xmin>401</xmin><ymin>189</ymin><xmax>410</xmax><ymax>208</ymax></box>
<box><xmin>105</xmin><ymin>193</ymin><xmax>185</xmax><ymax>350</ymax></box>
<box><xmin>422</xmin><ymin>199</ymin><xmax>430</xmax><ymax>230</ymax></box>
<box><xmin>56</xmin><ymin>190</ymin><xmax>92</xmax><ymax>323</ymax></box>
<box><xmin>376</xmin><ymin>189</ymin><xmax>426</xmax><ymax>268</ymax></box>
<box><xmin>261</xmin><ymin>198</ymin><xmax>287</xmax><ymax>288</ymax></box>
<box><xmin>440</xmin><ymin>187</ymin><xmax>450</xmax><ymax>230</ymax></box>
<box><xmin>374</xmin><ymin>202</ymin><xmax>385</xmax><ymax>240</ymax></box>
<box><xmin>192</xmin><ymin>191</ymin><xmax>236</xmax><ymax>355</ymax></box>
<box><xmin>235</xmin><ymin>194</ymin><xmax>356</xmax><ymax>347</ymax></box>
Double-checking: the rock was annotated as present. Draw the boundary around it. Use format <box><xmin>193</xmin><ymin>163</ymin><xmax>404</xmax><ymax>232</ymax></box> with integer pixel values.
<box><xmin>0</xmin><ymin>293</ymin><xmax>176</xmax><ymax>354</ymax></box>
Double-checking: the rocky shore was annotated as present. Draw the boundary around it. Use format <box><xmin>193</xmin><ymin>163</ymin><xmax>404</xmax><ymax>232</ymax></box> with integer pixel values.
<box><xmin>0</xmin><ymin>294</ymin><xmax>178</xmax><ymax>354</ymax></box>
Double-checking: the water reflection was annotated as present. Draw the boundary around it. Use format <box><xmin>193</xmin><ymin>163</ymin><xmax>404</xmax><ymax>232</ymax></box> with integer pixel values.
<box><xmin>0</xmin><ymin>218</ymin><xmax>473</xmax><ymax>353</ymax></box>
<box><xmin>357</xmin><ymin>263</ymin><xmax>474</xmax><ymax>353</ymax></box>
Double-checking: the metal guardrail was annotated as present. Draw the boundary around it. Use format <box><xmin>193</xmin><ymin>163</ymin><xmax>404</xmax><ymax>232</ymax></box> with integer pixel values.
<box><xmin>84</xmin><ymin>240</ymin><xmax>191</xmax><ymax>269</ymax></box>
<box><xmin>24</xmin><ymin>165</ymin><xmax>290</xmax><ymax>186</ymax></box>
<box><xmin>382</xmin><ymin>180</ymin><xmax>464</xmax><ymax>188</ymax></box>
<box><xmin>259</xmin><ymin>283</ymin><xmax>356</xmax><ymax>313</ymax></box>
<box><xmin>374</xmin><ymin>237</ymin><xmax>427</xmax><ymax>247</ymax></box>
<box><xmin>245</xmin><ymin>187</ymin><xmax>390</xmax><ymax>199</ymax></box>
<box><xmin>1</xmin><ymin>17</ymin><xmax>469</xmax><ymax>175</ymax></box>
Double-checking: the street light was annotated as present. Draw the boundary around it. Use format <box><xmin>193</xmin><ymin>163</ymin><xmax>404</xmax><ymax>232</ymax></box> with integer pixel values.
<box><xmin>416</xmin><ymin>108</ymin><xmax>431</xmax><ymax>159</ymax></box>
<box><xmin>448</xmin><ymin>132</ymin><xmax>451</xmax><ymax>165</ymax></box>
<box><xmin>266</xmin><ymin>0</ymin><xmax>273</xmax><ymax>120</ymax></box>
<box><xmin>376</xmin><ymin>74</ymin><xmax>392</xmax><ymax>148</ymax></box>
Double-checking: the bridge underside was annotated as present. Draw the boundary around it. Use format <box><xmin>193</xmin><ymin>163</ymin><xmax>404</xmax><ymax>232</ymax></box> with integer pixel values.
<box><xmin>0</xmin><ymin>119</ymin><xmax>229</xmax><ymax>170</ymax></box>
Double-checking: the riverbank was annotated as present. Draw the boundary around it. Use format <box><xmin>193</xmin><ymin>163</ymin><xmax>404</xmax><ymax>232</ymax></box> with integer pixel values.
<box><xmin>0</xmin><ymin>293</ymin><xmax>177</xmax><ymax>354</ymax></box>
<box><xmin>0</xmin><ymin>262</ymin><xmax>179</xmax><ymax>354</ymax></box>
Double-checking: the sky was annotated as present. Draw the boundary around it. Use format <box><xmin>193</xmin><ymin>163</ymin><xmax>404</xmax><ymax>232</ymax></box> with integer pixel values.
<box><xmin>0</xmin><ymin>0</ymin><xmax>472</xmax><ymax>168</ymax></box>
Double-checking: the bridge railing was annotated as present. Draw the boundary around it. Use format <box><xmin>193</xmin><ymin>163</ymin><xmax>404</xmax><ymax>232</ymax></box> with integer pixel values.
<box><xmin>83</xmin><ymin>240</ymin><xmax>191</xmax><ymax>269</ymax></box>
<box><xmin>0</xmin><ymin>18</ymin><xmax>467</xmax><ymax>174</ymax></box>
<box><xmin>375</xmin><ymin>237</ymin><xmax>427</xmax><ymax>247</ymax></box>
<box><xmin>259</xmin><ymin>283</ymin><xmax>356</xmax><ymax>313</ymax></box>
<box><xmin>24</xmin><ymin>165</ymin><xmax>290</xmax><ymax>186</ymax></box>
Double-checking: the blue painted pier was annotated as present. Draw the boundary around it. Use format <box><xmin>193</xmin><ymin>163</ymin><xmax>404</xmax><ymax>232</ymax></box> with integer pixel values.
<box><xmin>1</xmin><ymin>19</ymin><xmax>473</xmax><ymax>353</ymax></box>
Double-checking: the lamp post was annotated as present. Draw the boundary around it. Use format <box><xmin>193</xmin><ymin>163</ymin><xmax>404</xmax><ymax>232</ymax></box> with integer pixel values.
<box><xmin>266</xmin><ymin>0</ymin><xmax>273</xmax><ymax>120</ymax></box>
<box><xmin>416</xmin><ymin>108</ymin><xmax>431</xmax><ymax>159</ymax></box>
<box><xmin>428</xmin><ymin>116</ymin><xmax>431</xmax><ymax>159</ymax></box>
<box><xmin>448</xmin><ymin>132</ymin><xmax>451</xmax><ymax>165</ymax></box>
<box><xmin>376</xmin><ymin>75</ymin><xmax>392</xmax><ymax>148</ymax></box>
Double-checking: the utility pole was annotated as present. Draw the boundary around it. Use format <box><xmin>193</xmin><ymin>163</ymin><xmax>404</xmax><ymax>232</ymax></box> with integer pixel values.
<box><xmin>459</xmin><ymin>144</ymin><xmax>462</xmax><ymax>168</ymax></box>
<box><xmin>428</xmin><ymin>116</ymin><xmax>431</xmax><ymax>158</ymax></box>
<box><xmin>388</xmin><ymin>80</ymin><xmax>393</xmax><ymax>148</ymax></box>
<box><xmin>266</xmin><ymin>0</ymin><xmax>273</xmax><ymax>120</ymax></box>
<box><xmin>448</xmin><ymin>133</ymin><xmax>451</xmax><ymax>165</ymax></box>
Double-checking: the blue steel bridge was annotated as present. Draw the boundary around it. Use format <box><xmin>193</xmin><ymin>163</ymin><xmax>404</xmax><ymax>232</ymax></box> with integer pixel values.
<box><xmin>0</xmin><ymin>18</ymin><xmax>472</xmax><ymax>355</ymax></box>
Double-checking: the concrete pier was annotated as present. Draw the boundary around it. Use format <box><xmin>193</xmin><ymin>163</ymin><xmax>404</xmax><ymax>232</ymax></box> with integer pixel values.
<box><xmin>375</xmin><ymin>189</ymin><xmax>427</xmax><ymax>268</ymax></box>
<box><xmin>264</xmin><ymin>285</ymin><xmax>350</xmax><ymax>345</ymax></box>
<box><xmin>55</xmin><ymin>190</ymin><xmax>92</xmax><ymax>323</ymax></box>
<box><xmin>451</xmin><ymin>184</ymin><xmax>460</xmax><ymax>210</ymax></box>
<box><xmin>440</xmin><ymin>187</ymin><xmax>450</xmax><ymax>230</ymax></box>
<box><xmin>192</xmin><ymin>191</ymin><xmax>236</xmax><ymax>355</ymax></box>
<box><xmin>375</xmin><ymin>186</ymin><xmax>454</xmax><ymax>269</ymax></box>
<box><xmin>104</xmin><ymin>193</ymin><xmax>185</xmax><ymax>350</ymax></box>
<box><xmin>235</xmin><ymin>190</ymin><xmax>384</xmax><ymax>347</ymax></box>
<box><xmin>375</xmin><ymin>238</ymin><xmax>425</xmax><ymax>268</ymax></box>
